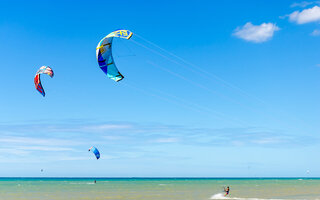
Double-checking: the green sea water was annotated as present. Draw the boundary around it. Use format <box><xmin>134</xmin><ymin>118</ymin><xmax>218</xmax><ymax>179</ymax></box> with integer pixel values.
<box><xmin>0</xmin><ymin>178</ymin><xmax>319</xmax><ymax>200</ymax></box>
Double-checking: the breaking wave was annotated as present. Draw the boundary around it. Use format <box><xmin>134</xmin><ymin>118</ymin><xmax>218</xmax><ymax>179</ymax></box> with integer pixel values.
<box><xmin>210</xmin><ymin>193</ymin><xmax>283</xmax><ymax>200</ymax></box>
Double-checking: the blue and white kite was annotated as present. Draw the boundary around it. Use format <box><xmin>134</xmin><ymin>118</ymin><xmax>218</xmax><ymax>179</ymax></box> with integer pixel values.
<box><xmin>96</xmin><ymin>29</ymin><xmax>133</xmax><ymax>82</ymax></box>
<box><xmin>88</xmin><ymin>146</ymin><xmax>100</xmax><ymax>160</ymax></box>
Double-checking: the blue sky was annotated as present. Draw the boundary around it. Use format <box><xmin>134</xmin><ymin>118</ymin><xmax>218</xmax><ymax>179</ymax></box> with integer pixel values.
<box><xmin>0</xmin><ymin>0</ymin><xmax>319</xmax><ymax>177</ymax></box>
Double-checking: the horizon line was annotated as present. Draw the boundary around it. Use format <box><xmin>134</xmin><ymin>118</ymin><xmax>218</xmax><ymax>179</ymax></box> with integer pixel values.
<box><xmin>0</xmin><ymin>177</ymin><xmax>319</xmax><ymax>179</ymax></box>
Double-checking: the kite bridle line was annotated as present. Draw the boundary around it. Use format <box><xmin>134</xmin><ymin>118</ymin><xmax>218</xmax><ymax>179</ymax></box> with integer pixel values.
<box><xmin>130</xmin><ymin>39</ymin><xmax>272</xmax><ymax>119</ymax></box>
<box><xmin>128</xmin><ymin>32</ymin><xmax>312</xmax><ymax>134</ymax></box>
<box><xmin>121</xmin><ymin>79</ymin><xmax>249</xmax><ymax>127</ymax></box>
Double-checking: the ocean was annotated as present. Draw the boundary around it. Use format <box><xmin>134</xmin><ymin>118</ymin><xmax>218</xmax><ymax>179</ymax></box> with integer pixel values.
<box><xmin>0</xmin><ymin>178</ymin><xmax>319</xmax><ymax>200</ymax></box>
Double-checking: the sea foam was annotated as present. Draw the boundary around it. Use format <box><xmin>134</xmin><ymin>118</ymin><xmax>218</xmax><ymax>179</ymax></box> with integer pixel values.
<box><xmin>210</xmin><ymin>193</ymin><xmax>283</xmax><ymax>200</ymax></box>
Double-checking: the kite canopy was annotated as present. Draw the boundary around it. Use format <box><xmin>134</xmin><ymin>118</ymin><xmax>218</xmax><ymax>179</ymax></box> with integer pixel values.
<box><xmin>88</xmin><ymin>146</ymin><xmax>100</xmax><ymax>160</ymax></box>
<box><xmin>96</xmin><ymin>30</ymin><xmax>133</xmax><ymax>82</ymax></box>
<box><xmin>34</xmin><ymin>66</ymin><xmax>54</xmax><ymax>97</ymax></box>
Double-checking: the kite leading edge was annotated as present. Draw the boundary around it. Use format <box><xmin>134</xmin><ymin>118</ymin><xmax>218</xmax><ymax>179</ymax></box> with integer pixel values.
<box><xmin>88</xmin><ymin>146</ymin><xmax>100</xmax><ymax>160</ymax></box>
<box><xmin>34</xmin><ymin>66</ymin><xmax>54</xmax><ymax>97</ymax></box>
<box><xmin>96</xmin><ymin>30</ymin><xmax>133</xmax><ymax>82</ymax></box>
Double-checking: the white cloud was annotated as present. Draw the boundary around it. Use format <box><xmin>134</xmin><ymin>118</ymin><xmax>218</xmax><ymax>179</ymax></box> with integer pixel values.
<box><xmin>0</xmin><ymin>148</ymin><xmax>30</xmax><ymax>156</ymax></box>
<box><xmin>289</xmin><ymin>6</ymin><xmax>320</xmax><ymax>24</ymax></box>
<box><xmin>103</xmin><ymin>135</ymin><xmax>127</xmax><ymax>140</ymax></box>
<box><xmin>152</xmin><ymin>137</ymin><xmax>178</xmax><ymax>143</ymax></box>
<box><xmin>311</xmin><ymin>29</ymin><xmax>320</xmax><ymax>35</ymax></box>
<box><xmin>1</xmin><ymin>121</ymin><xmax>317</xmax><ymax>151</ymax></box>
<box><xmin>55</xmin><ymin>156</ymin><xmax>91</xmax><ymax>161</ymax></box>
<box><xmin>233</xmin><ymin>22</ymin><xmax>280</xmax><ymax>43</ymax></box>
<box><xmin>0</xmin><ymin>136</ymin><xmax>80</xmax><ymax>146</ymax></box>
<box><xmin>82</xmin><ymin>124</ymin><xmax>131</xmax><ymax>131</ymax></box>
<box><xmin>290</xmin><ymin>1</ymin><xmax>319</xmax><ymax>8</ymax></box>
<box><xmin>252</xmin><ymin>138</ymin><xmax>282</xmax><ymax>144</ymax></box>
<box><xmin>16</xmin><ymin>146</ymin><xmax>74</xmax><ymax>151</ymax></box>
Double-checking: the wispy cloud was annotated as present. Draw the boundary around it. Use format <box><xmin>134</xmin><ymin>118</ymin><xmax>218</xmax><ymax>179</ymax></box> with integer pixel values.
<box><xmin>151</xmin><ymin>137</ymin><xmax>179</xmax><ymax>143</ymax></box>
<box><xmin>233</xmin><ymin>22</ymin><xmax>280</xmax><ymax>43</ymax></box>
<box><xmin>0</xmin><ymin>136</ymin><xmax>80</xmax><ymax>146</ymax></box>
<box><xmin>0</xmin><ymin>136</ymin><xmax>80</xmax><ymax>162</ymax></box>
<box><xmin>55</xmin><ymin>156</ymin><xmax>91</xmax><ymax>161</ymax></box>
<box><xmin>0</xmin><ymin>148</ymin><xmax>31</xmax><ymax>156</ymax></box>
<box><xmin>103</xmin><ymin>135</ymin><xmax>127</xmax><ymax>141</ymax></box>
<box><xmin>0</xmin><ymin>120</ymin><xmax>318</xmax><ymax>166</ymax></box>
<box><xmin>291</xmin><ymin>1</ymin><xmax>320</xmax><ymax>8</ymax></box>
<box><xmin>1</xmin><ymin>120</ymin><xmax>318</xmax><ymax>152</ymax></box>
<box><xmin>311</xmin><ymin>29</ymin><xmax>320</xmax><ymax>35</ymax></box>
<box><xmin>82</xmin><ymin>124</ymin><xmax>132</xmax><ymax>132</ymax></box>
<box><xmin>0</xmin><ymin>121</ymin><xmax>133</xmax><ymax>135</ymax></box>
<box><xmin>175</xmin><ymin>127</ymin><xmax>316</xmax><ymax>147</ymax></box>
<box><xmin>251</xmin><ymin>137</ymin><xmax>282</xmax><ymax>144</ymax></box>
<box><xmin>289</xmin><ymin>6</ymin><xmax>320</xmax><ymax>24</ymax></box>
<box><xmin>15</xmin><ymin>146</ymin><xmax>74</xmax><ymax>151</ymax></box>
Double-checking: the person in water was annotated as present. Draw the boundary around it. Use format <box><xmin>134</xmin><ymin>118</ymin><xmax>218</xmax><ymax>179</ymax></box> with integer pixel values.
<box><xmin>224</xmin><ymin>186</ymin><xmax>230</xmax><ymax>196</ymax></box>
<box><xmin>94</xmin><ymin>180</ymin><xmax>96</xmax><ymax>184</ymax></box>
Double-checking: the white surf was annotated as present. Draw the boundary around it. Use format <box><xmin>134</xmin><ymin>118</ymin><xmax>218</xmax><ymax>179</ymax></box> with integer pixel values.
<box><xmin>210</xmin><ymin>193</ymin><xmax>284</xmax><ymax>200</ymax></box>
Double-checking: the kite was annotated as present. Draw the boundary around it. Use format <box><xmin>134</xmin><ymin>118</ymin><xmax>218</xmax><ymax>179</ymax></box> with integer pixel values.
<box><xmin>34</xmin><ymin>66</ymin><xmax>54</xmax><ymax>97</ymax></box>
<box><xmin>88</xmin><ymin>146</ymin><xmax>100</xmax><ymax>160</ymax></box>
<box><xmin>96</xmin><ymin>29</ymin><xmax>133</xmax><ymax>82</ymax></box>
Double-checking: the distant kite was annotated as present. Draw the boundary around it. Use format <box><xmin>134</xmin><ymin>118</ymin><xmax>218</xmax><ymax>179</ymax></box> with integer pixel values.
<box><xmin>96</xmin><ymin>29</ymin><xmax>133</xmax><ymax>82</ymax></box>
<box><xmin>34</xmin><ymin>66</ymin><xmax>54</xmax><ymax>96</ymax></box>
<box><xmin>88</xmin><ymin>146</ymin><xmax>100</xmax><ymax>160</ymax></box>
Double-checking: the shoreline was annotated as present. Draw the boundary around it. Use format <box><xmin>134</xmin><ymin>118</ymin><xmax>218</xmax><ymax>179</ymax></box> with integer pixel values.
<box><xmin>0</xmin><ymin>177</ymin><xmax>319</xmax><ymax>179</ymax></box>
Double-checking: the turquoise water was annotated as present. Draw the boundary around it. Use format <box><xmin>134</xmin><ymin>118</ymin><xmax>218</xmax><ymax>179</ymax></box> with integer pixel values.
<box><xmin>0</xmin><ymin>178</ymin><xmax>319</xmax><ymax>200</ymax></box>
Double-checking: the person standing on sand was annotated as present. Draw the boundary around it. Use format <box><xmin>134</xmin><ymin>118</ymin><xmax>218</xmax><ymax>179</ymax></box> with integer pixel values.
<box><xmin>224</xmin><ymin>186</ymin><xmax>230</xmax><ymax>196</ymax></box>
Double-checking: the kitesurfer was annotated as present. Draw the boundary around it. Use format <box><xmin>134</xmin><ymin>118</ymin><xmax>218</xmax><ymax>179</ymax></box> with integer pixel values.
<box><xmin>224</xmin><ymin>186</ymin><xmax>230</xmax><ymax>196</ymax></box>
